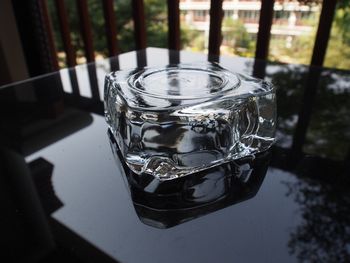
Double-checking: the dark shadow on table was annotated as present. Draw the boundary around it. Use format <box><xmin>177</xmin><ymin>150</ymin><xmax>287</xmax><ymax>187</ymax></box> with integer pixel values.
<box><xmin>282</xmin><ymin>154</ymin><xmax>350</xmax><ymax>262</ymax></box>
<box><xmin>108</xmin><ymin>129</ymin><xmax>270</xmax><ymax>229</ymax></box>
<box><xmin>0</xmin><ymin>147</ymin><xmax>120</xmax><ymax>263</ymax></box>
<box><xmin>0</xmin><ymin>72</ymin><xmax>97</xmax><ymax>156</ymax></box>
<box><xmin>265</xmin><ymin>64</ymin><xmax>350</xmax><ymax>262</ymax></box>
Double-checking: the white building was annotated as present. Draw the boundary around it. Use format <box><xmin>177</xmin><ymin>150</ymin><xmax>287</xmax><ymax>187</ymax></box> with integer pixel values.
<box><xmin>180</xmin><ymin>0</ymin><xmax>320</xmax><ymax>48</ymax></box>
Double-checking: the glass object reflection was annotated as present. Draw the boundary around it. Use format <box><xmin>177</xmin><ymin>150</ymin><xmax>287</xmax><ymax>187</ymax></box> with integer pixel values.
<box><xmin>108</xmin><ymin>130</ymin><xmax>270</xmax><ymax>228</ymax></box>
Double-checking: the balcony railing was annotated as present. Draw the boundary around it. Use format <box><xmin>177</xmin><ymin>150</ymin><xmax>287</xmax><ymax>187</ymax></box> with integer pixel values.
<box><xmin>2</xmin><ymin>0</ymin><xmax>343</xmax><ymax>165</ymax></box>
<box><xmin>14</xmin><ymin>0</ymin><xmax>338</xmax><ymax>73</ymax></box>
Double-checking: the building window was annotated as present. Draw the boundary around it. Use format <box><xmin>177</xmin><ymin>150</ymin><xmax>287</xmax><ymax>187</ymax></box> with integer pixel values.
<box><xmin>224</xmin><ymin>10</ymin><xmax>234</xmax><ymax>18</ymax></box>
<box><xmin>275</xmin><ymin>10</ymin><xmax>289</xmax><ymax>19</ymax></box>
<box><xmin>193</xmin><ymin>10</ymin><xmax>207</xmax><ymax>21</ymax></box>
<box><xmin>301</xmin><ymin>11</ymin><xmax>311</xmax><ymax>19</ymax></box>
<box><xmin>238</xmin><ymin>10</ymin><xmax>259</xmax><ymax>23</ymax></box>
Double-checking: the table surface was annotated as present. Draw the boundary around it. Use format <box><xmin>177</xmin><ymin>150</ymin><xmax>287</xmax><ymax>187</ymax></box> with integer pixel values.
<box><xmin>1</xmin><ymin>48</ymin><xmax>350</xmax><ymax>263</ymax></box>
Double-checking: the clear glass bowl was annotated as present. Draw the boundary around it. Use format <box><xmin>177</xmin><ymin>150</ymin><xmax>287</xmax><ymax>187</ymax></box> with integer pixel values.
<box><xmin>104</xmin><ymin>63</ymin><xmax>276</xmax><ymax>180</ymax></box>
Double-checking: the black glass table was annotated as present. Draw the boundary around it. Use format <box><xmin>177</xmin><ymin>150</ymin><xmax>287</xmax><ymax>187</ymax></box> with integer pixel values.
<box><xmin>1</xmin><ymin>48</ymin><xmax>349</xmax><ymax>263</ymax></box>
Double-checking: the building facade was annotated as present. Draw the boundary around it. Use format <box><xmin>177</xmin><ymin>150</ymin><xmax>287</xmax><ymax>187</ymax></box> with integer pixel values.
<box><xmin>180</xmin><ymin>0</ymin><xmax>319</xmax><ymax>49</ymax></box>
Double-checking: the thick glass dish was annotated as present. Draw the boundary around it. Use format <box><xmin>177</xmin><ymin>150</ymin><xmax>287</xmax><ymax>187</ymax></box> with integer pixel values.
<box><xmin>104</xmin><ymin>63</ymin><xmax>276</xmax><ymax>180</ymax></box>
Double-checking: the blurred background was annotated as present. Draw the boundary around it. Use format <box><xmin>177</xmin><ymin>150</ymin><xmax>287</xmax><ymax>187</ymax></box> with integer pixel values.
<box><xmin>1</xmin><ymin>0</ymin><xmax>349</xmax><ymax>85</ymax></box>
<box><xmin>44</xmin><ymin>0</ymin><xmax>350</xmax><ymax>68</ymax></box>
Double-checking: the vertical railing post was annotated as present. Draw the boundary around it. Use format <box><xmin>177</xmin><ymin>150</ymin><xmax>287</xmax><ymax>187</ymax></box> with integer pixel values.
<box><xmin>310</xmin><ymin>0</ymin><xmax>337</xmax><ymax>66</ymax></box>
<box><xmin>254</xmin><ymin>0</ymin><xmax>274</xmax><ymax>60</ymax></box>
<box><xmin>54</xmin><ymin>0</ymin><xmax>76</xmax><ymax>67</ymax></box>
<box><xmin>54</xmin><ymin>0</ymin><xmax>80</xmax><ymax>96</ymax></box>
<box><xmin>167</xmin><ymin>0</ymin><xmax>180</xmax><ymax>64</ymax></box>
<box><xmin>76</xmin><ymin>0</ymin><xmax>100</xmax><ymax>101</ymax></box>
<box><xmin>102</xmin><ymin>0</ymin><xmax>120</xmax><ymax>71</ymax></box>
<box><xmin>208</xmin><ymin>0</ymin><xmax>223</xmax><ymax>62</ymax></box>
<box><xmin>40</xmin><ymin>0</ymin><xmax>59</xmax><ymax>71</ymax></box>
<box><xmin>102</xmin><ymin>0</ymin><xmax>119</xmax><ymax>57</ymax></box>
<box><xmin>253</xmin><ymin>0</ymin><xmax>274</xmax><ymax>78</ymax></box>
<box><xmin>290</xmin><ymin>0</ymin><xmax>338</xmax><ymax>164</ymax></box>
<box><xmin>290</xmin><ymin>67</ymin><xmax>321</xmax><ymax>164</ymax></box>
<box><xmin>167</xmin><ymin>0</ymin><xmax>180</xmax><ymax>51</ymax></box>
<box><xmin>132</xmin><ymin>0</ymin><xmax>147</xmax><ymax>50</ymax></box>
<box><xmin>76</xmin><ymin>0</ymin><xmax>95</xmax><ymax>62</ymax></box>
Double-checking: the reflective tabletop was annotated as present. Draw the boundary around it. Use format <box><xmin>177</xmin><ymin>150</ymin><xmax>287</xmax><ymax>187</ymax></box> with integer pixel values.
<box><xmin>1</xmin><ymin>48</ymin><xmax>349</xmax><ymax>263</ymax></box>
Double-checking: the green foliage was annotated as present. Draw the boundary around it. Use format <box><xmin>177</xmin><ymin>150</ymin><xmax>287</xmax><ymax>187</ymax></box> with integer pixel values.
<box><xmin>47</xmin><ymin>0</ymin><xmax>104</xmax><ymax>56</ymax></box>
<box><xmin>48</xmin><ymin>0</ymin><xmax>195</xmax><ymax>62</ymax></box>
<box><xmin>88</xmin><ymin>0</ymin><xmax>108</xmax><ymax>55</ymax></box>
<box><xmin>47</xmin><ymin>0</ymin><xmax>350</xmax><ymax>70</ymax></box>
<box><xmin>335</xmin><ymin>6</ymin><xmax>350</xmax><ymax>46</ymax></box>
<box><xmin>269</xmin><ymin>35</ymin><xmax>315</xmax><ymax>65</ymax></box>
<box><xmin>323</xmin><ymin>2</ymin><xmax>350</xmax><ymax>69</ymax></box>
<box><xmin>268</xmin><ymin>2</ymin><xmax>350</xmax><ymax>70</ymax></box>
<box><xmin>115</xmin><ymin>0</ymin><xmax>136</xmax><ymax>52</ymax></box>
<box><xmin>180</xmin><ymin>23</ymin><xmax>205</xmax><ymax>52</ymax></box>
<box><xmin>223</xmin><ymin>18</ymin><xmax>249</xmax><ymax>48</ymax></box>
<box><xmin>324</xmin><ymin>21</ymin><xmax>350</xmax><ymax>69</ymax></box>
<box><xmin>144</xmin><ymin>0</ymin><xmax>167</xmax><ymax>48</ymax></box>
<box><xmin>221</xmin><ymin>17</ymin><xmax>256</xmax><ymax>57</ymax></box>
<box><xmin>180</xmin><ymin>24</ymin><xmax>201</xmax><ymax>50</ymax></box>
